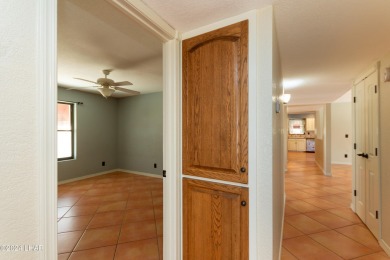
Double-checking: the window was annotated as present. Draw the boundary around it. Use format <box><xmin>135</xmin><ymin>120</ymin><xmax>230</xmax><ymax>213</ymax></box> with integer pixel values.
<box><xmin>289</xmin><ymin>119</ymin><xmax>305</xmax><ymax>134</ymax></box>
<box><xmin>57</xmin><ymin>102</ymin><xmax>74</xmax><ymax>160</ymax></box>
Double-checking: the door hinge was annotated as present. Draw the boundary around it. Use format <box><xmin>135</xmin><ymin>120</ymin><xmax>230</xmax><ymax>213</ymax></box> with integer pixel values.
<box><xmin>375</xmin><ymin>148</ymin><xmax>378</xmax><ymax>156</ymax></box>
<box><xmin>353</xmin><ymin>97</ymin><xmax>356</xmax><ymax>103</ymax></box>
<box><xmin>163</xmin><ymin>170</ymin><xmax>166</xmax><ymax>178</ymax></box>
<box><xmin>354</xmin><ymin>190</ymin><xmax>357</xmax><ymax>196</ymax></box>
<box><xmin>375</xmin><ymin>85</ymin><xmax>377</xmax><ymax>93</ymax></box>
<box><xmin>376</xmin><ymin>210</ymin><xmax>379</xmax><ymax>219</ymax></box>
<box><xmin>354</xmin><ymin>143</ymin><xmax>356</xmax><ymax>150</ymax></box>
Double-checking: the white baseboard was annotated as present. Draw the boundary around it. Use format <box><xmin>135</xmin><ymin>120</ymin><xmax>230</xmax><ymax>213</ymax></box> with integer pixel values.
<box><xmin>118</xmin><ymin>169</ymin><xmax>163</xmax><ymax>179</ymax></box>
<box><xmin>315</xmin><ymin>161</ymin><xmax>326</xmax><ymax>175</ymax></box>
<box><xmin>58</xmin><ymin>169</ymin><xmax>162</xmax><ymax>184</ymax></box>
<box><xmin>58</xmin><ymin>169</ymin><xmax>117</xmax><ymax>184</ymax></box>
<box><xmin>279</xmin><ymin>193</ymin><xmax>286</xmax><ymax>260</ymax></box>
<box><xmin>350</xmin><ymin>202</ymin><xmax>355</xmax><ymax>212</ymax></box>
<box><xmin>331</xmin><ymin>161</ymin><xmax>352</xmax><ymax>165</ymax></box>
<box><xmin>380</xmin><ymin>239</ymin><xmax>390</xmax><ymax>256</ymax></box>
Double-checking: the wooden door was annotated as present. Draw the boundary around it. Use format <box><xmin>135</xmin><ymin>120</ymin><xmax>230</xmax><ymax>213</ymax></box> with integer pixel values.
<box><xmin>354</xmin><ymin>80</ymin><xmax>366</xmax><ymax>221</ymax></box>
<box><xmin>183</xmin><ymin>178</ymin><xmax>249</xmax><ymax>260</ymax></box>
<box><xmin>182</xmin><ymin>21</ymin><xmax>248</xmax><ymax>184</ymax></box>
<box><xmin>364</xmin><ymin>71</ymin><xmax>380</xmax><ymax>238</ymax></box>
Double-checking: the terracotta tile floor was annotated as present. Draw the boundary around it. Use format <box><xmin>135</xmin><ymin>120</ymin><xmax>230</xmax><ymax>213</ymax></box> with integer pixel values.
<box><xmin>57</xmin><ymin>172</ymin><xmax>163</xmax><ymax>260</ymax></box>
<box><xmin>282</xmin><ymin>152</ymin><xmax>390</xmax><ymax>260</ymax></box>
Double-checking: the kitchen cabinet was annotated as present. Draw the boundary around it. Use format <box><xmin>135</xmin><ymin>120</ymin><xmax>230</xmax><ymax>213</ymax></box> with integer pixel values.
<box><xmin>288</xmin><ymin>139</ymin><xmax>306</xmax><ymax>151</ymax></box>
<box><xmin>306</xmin><ymin>118</ymin><xmax>315</xmax><ymax>131</ymax></box>
<box><xmin>183</xmin><ymin>178</ymin><xmax>248</xmax><ymax>259</ymax></box>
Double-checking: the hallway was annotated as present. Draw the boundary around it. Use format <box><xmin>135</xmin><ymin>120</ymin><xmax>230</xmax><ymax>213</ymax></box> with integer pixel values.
<box><xmin>281</xmin><ymin>152</ymin><xmax>389</xmax><ymax>260</ymax></box>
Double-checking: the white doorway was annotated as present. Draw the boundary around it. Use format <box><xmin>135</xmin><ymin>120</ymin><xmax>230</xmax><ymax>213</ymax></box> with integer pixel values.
<box><xmin>41</xmin><ymin>0</ymin><xmax>180</xmax><ymax>259</ymax></box>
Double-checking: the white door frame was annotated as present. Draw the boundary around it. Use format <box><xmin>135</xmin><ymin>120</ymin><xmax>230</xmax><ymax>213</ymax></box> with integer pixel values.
<box><xmin>38</xmin><ymin>1</ymin><xmax>181</xmax><ymax>259</ymax></box>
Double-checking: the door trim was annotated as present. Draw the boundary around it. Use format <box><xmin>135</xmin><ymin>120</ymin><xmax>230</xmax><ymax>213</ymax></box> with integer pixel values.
<box><xmin>109</xmin><ymin>0</ymin><xmax>177</xmax><ymax>42</ymax></box>
<box><xmin>37</xmin><ymin>0</ymin><xmax>58</xmax><ymax>258</ymax></box>
<box><xmin>39</xmin><ymin>1</ymin><xmax>181</xmax><ymax>259</ymax></box>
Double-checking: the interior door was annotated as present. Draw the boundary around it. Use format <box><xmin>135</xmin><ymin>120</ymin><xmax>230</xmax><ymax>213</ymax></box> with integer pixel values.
<box><xmin>364</xmin><ymin>71</ymin><xmax>380</xmax><ymax>238</ymax></box>
<box><xmin>353</xmin><ymin>70</ymin><xmax>380</xmax><ymax>238</ymax></box>
<box><xmin>354</xmin><ymin>80</ymin><xmax>366</xmax><ymax>221</ymax></box>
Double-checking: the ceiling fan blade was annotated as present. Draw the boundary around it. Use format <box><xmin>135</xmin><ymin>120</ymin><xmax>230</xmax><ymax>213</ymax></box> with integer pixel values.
<box><xmin>65</xmin><ymin>85</ymin><xmax>99</xmax><ymax>90</ymax></box>
<box><xmin>74</xmin><ymin>77</ymin><xmax>99</xmax><ymax>84</ymax></box>
<box><xmin>115</xmin><ymin>87</ymin><xmax>140</xmax><ymax>95</ymax></box>
<box><xmin>112</xmin><ymin>81</ymin><xmax>133</xmax><ymax>86</ymax></box>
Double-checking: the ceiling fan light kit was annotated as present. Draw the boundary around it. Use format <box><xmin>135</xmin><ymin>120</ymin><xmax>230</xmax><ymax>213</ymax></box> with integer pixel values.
<box><xmin>98</xmin><ymin>87</ymin><xmax>115</xmax><ymax>98</ymax></box>
<box><xmin>73</xmin><ymin>69</ymin><xmax>140</xmax><ymax>98</ymax></box>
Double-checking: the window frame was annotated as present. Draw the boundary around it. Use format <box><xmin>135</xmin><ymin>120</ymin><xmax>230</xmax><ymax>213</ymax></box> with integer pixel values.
<box><xmin>57</xmin><ymin>101</ymin><xmax>75</xmax><ymax>161</ymax></box>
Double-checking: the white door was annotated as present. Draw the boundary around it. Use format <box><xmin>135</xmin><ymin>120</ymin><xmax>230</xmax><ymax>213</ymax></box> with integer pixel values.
<box><xmin>353</xmin><ymin>70</ymin><xmax>380</xmax><ymax>238</ymax></box>
<box><xmin>364</xmin><ymin>71</ymin><xmax>380</xmax><ymax>238</ymax></box>
<box><xmin>354</xmin><ymin>80</ymin><xmax>366</xmax><ymax>221</ymax></box>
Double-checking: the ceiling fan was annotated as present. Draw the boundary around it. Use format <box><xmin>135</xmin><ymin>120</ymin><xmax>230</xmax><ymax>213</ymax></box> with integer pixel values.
<box><xmin>73</xmin><ymin>69</ymin><xmax>140</xmax><ymax>98</ymax></box>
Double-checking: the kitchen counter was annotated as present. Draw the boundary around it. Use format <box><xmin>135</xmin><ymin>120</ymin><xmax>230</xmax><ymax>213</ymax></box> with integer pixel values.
<box><xmin>288</xmin><ymin>138</ymin><xmax>306</xmax><ymax>151</ymax></box>
<box><xmin>288</xmin><ymin>137</ymin><xmax>316</xmax><ymax>152</ymax></box>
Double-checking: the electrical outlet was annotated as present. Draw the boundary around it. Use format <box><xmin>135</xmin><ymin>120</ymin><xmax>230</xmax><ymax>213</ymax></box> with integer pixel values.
<box><xmin>344</xmin><ymin>154</ymin><xmax>348</xmax><ymax>158</ymax></box>
<box><xmin>102</xmin><ymin>161</ymin><xmax>106</xmax><ymax>166</ymax></box>
<box><xmin>154</xmin><ymin>163</ymin><xmax>157</xmax><ymax>168</ymax></box>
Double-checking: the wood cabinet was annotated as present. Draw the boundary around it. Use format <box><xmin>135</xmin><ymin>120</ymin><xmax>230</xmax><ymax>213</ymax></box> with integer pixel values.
<box><xmin>287</xmin><ymin>139</ymin><xmax>296</xmax><ymax>151</ymax></box>
<box><xmin>306</xmin><ymin>118</ymin><xmax>315</xmax><ymax>131</ymax></box>
<box><xmin>183</xmin><ymin>178</ymin><xmax>249</xmax><ymax>260</ymax></box>
<box><xmin>288</xmin><ymin>139</ymin><xmax>306</xmax><ymax>151</ymax></box>
<box><xmin>182</xmin><ymin>21</ymin><xmax>248</xmax><ymax>184</ymax></box>
<box><xmin>182</xmin><ymin>21</ymin><xmax>249</xmax><ymax>260</ymax></box>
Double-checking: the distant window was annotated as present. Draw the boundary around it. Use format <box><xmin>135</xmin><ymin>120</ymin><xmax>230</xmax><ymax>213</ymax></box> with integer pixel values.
<box><xmin>289</xmin><ymin>119</ymin><xmax>305</xmax><ymax>135</ymax></box>
<box><xmin>57</xmin><ymin>102</ymin><xmax>74</xmax><ymax>160</ymax></box>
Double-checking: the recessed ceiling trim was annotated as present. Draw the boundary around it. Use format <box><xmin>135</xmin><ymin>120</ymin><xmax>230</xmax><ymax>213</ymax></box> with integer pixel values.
<box><xmin>108</xmin><ymin>0</ymin><xmax>177</xmax><ymax>42</ymax></box>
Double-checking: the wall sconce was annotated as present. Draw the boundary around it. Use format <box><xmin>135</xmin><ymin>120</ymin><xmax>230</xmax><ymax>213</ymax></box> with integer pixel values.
<box><xmin>279</xmin><ymin>94</ymin><xmax>291</xmax><ymax>104</ymax></box>
<box><xmin>275</xmin><ymin>93</ymin><xmax>292</xmax><ymax>113</ymax></box>
<box><xmin>385</xmin><ymin>67</ymin><xmax>390</xmax><ymax>82</ymax></box>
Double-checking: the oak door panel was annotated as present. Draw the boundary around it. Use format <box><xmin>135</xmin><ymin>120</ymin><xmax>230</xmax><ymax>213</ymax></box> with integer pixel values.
<box><xmin>182</xmin><ymin>21</ymin><xmax>248</xmax><ymax>183</ymax></box>
<box><xmin>183</xmin><ymin>178</ymin><xmax>249</xmax><ymax>260</ymax></box>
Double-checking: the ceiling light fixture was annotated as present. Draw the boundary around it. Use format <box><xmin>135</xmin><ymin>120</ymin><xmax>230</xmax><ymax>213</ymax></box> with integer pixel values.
<box><xmin>97</xmin><ymin>87</ymin><xmax>115</xmax><ymax>98</ymax></box>
<box><xmin>279</xmin><ymin>93</ymin><xmax>291</xmax><ymax>104</ymax></box>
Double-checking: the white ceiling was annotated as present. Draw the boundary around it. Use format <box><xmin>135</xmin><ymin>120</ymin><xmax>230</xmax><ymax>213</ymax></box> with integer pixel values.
<box><xmin>143</xmin><ymin>0</ymin><xmax>390</xmax><ymax>107</ymax></box>
<box><xmin>58</xmin><ymin>0</ymin><xmax>163</xmax><ymax>98</ymax></box>
<box><xmin>58</xmin><ymin>0</ymin><xmax>390</xmax><ymax>105</ymax></box>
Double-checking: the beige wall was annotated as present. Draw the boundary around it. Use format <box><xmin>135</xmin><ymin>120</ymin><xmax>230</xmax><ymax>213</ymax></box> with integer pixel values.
<box><xmin>315</xmin><ymin>105</ymin><xmax>332</xmax><ymax>175</ymax></box>
<box><xmin>256</xmin><ymin>6</ymin><xmax>284</xmax><ymax>259</ymax></box>
<box><xmin>331</xmin><ymin>102</ymin><xmax>352</xmax><ymax>164</ymax></box>
<box><xmin>315</xmin><ymin>138</ymin><xmax>324</xmax><ymax>170</ymax></box>
<box><xmin>0</xmin><ymin>1</ymin><xmax>43</xmax><ymax>259</ymax></box>
<box><xmin>379</xmin><ymin>53</ymin><xmax>390</xmax><ymax>252</ymax></box>
<box><xmin>271</xmin><ymin>8</ymin><xmax>284</xmax><ymax>260</ymax></box>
